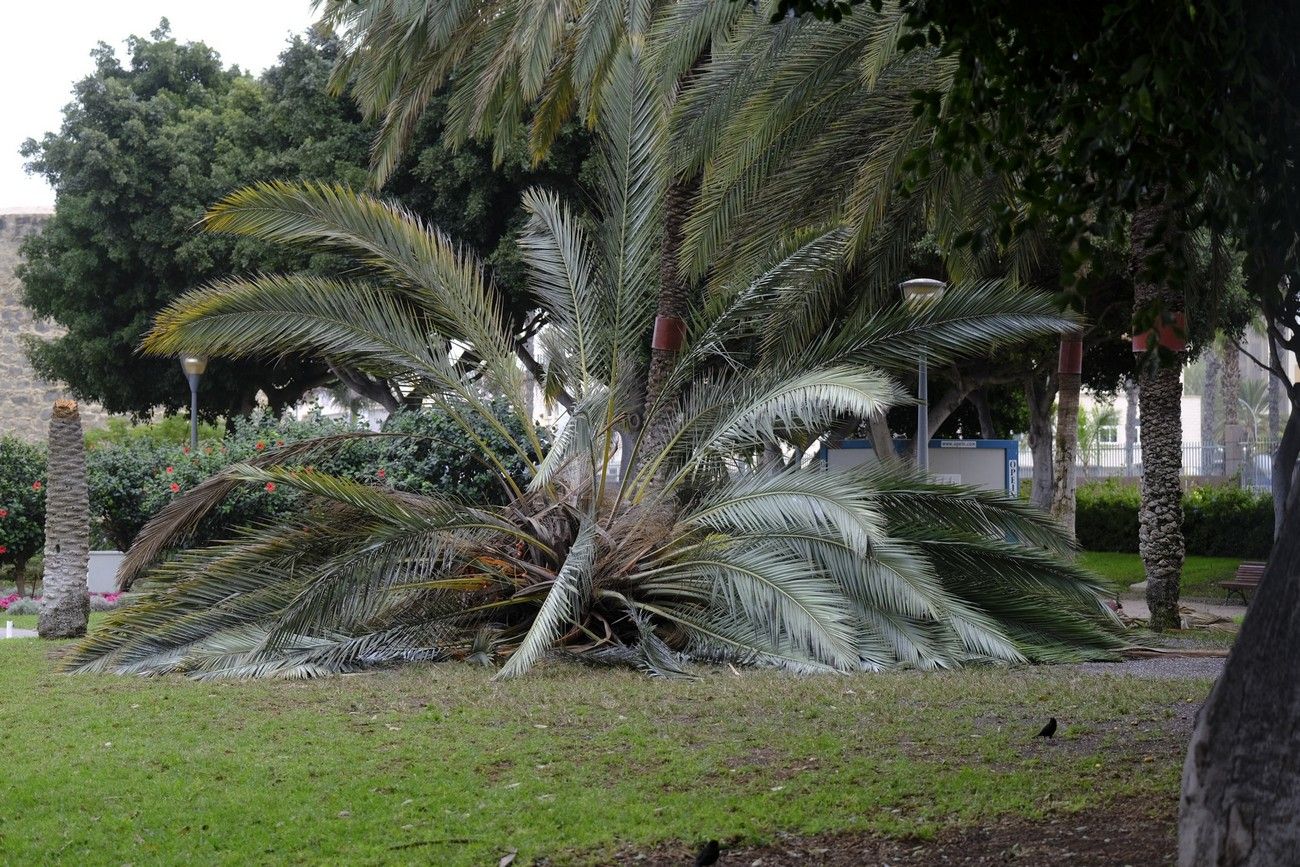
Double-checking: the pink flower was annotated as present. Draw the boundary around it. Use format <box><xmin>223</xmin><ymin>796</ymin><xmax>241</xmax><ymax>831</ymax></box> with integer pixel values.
<box><xmin>377</xmin><ymin>468</ymin><xmax>387</xmax><ymax>479</ymax></box>
<box><xmin>265</xmin><ymin>482</ymin><xmax>277</xmax><ymax>493</ymax></box>
<box><xmin>0</xmin><ymin>508</ymin><xmax>8</xmax><ymax>518</ymax></box>
<box><xmin>31</xmin><ymin>481</ymin><xmax>42</xmax><ymax>491</ymax></box>
<box><xmin>255</xmin><ymin>441</ymin><xmax>266</xmax><ymax>451</ymax></box>
<box><xmin>0</xmin><ymin>545</ymin><xmax>7</xmax><ymax>555</ymax></box>
<box><xmin>165</xmin><ymin>466</ymin><xmax>175</xmax><ymax>474</ymax></box>
<box><xmin>182</xmin><ymin>447</ymin><xmax>191</xmax><ymax>455</ymax></box>
<box><xmin>169</xmin><ymin>482</ymin><xmax>181</xmax><ymax>493</ymax></box>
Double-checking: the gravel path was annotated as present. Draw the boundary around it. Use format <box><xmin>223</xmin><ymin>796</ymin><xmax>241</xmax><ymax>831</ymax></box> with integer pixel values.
<box><xmin>1</xmin><ymin>628</ymin><xmax>37</xmax><ymax>639</ymax></box>
<box><xmin>1069</xmin><ymin>656</ymin><xmax>1225</xmax><ymax>680</ymax></box>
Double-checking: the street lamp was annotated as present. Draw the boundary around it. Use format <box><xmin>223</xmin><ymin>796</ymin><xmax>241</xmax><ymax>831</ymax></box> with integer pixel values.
<box><xmin>179</xmin><ymin>355</ymin><xmax>208</xmax><ymax>451</ymax></box>
<box><xmin>901</xmin><ymin>278</ymin><xmax>947</xmax><ymax>471</ymax></box>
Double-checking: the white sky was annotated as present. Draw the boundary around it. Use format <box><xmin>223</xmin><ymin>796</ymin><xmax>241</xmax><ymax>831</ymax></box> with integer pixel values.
<box><xmin>1</xmin><ymin>1</ymin><xmax>319</xmax><ymax>211</ymax></box>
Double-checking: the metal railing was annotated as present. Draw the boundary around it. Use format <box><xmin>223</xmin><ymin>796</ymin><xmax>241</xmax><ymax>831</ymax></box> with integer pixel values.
<box><xmin>1018</xmin><ymin>440</ymin><xmax>1276</xmax><ymax>489</ymax></box>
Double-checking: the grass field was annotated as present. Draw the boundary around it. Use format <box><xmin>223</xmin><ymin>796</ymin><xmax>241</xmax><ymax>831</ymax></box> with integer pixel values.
<box><xmin>0</xmin><ymin>635</ymin><xmax>1210</xmax><ymax>866</ymax></box>
<box><xmin>1078</xmin><ymin>551</ymin><xmax>1243</xmax><ymax>599</ymax></box>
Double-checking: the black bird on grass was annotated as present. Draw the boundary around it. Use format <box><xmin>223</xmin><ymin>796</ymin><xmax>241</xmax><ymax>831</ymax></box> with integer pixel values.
<box><xmin>1036</xmin><ymin>717</ymin><xmax>1058</xmax><ymax>738</ymax></box>
<box><xmin>694</xmin><ymin>839</ymin><xmax>720</xmax><ymax>866</ymax></box>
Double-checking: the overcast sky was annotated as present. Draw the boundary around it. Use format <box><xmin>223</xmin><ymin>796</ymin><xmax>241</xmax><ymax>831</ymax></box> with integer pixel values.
<box><xmin>1</xmin><ymin>1</ymin><xmax>319</xmax><ymax>211</ymax></box>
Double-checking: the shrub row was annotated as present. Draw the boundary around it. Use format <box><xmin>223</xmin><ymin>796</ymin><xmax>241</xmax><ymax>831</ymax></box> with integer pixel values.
<box><xmin>1075</xmin><ymin>479</ymin><xmax>1274</xmax><ymax>559</ymax></box>
<box><xmin>1</xmin><ymin>404</ymin><xmax>538</xmax><ymax>583</ymax></box>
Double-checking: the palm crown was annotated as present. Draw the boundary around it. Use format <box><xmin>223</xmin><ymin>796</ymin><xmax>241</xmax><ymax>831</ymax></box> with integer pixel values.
<box><xmin>66</xmin><ymin>14</ymin><xmax>1123</xmax><ymax>680</ymax></box>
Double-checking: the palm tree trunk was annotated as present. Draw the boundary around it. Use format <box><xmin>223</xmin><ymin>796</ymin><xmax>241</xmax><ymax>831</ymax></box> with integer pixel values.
<box><xmin>1131</xmin><ymin>189</ymin><xmax>1185</xmax><ymax>632</ymax></box>
<box><xmin>1050</xmin><ymin>354</ymin><xmax>1082</xmax><ymax>536</ymax></box>
<box><xmin>1202</xmin><ymin>344</ymin><xmax>1220</xmax><ymax>474</ymax></box>
<box><xmin>13</xmin><ymin>558</ymin><xmax>27</xmax><ymax>599</ymax></box>
<box><xmin>1125</xmin><ymin>377</ymin><xmax>1139</xmax><ymax>473</ymax></box>
<box><xmin>1025</xmin><ymin>373</ymin><xmax>1056</xmax><ymax>510</ymax></box>
<box><xmin>1221</xmin><ymin>341</ymin><xmax>1241</xmax><ymax>429</ymax></box>
<box><xmin>37</xmin><ymin>400</ymin><xmax>89</xmax><ymax>639</ymax></box>
<box><xmin>639</xmin><ymin>176</ymin><xmax>696</xmax><ymax>468</ymax></box>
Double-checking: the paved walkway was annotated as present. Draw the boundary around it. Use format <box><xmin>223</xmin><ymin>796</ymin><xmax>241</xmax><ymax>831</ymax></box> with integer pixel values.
<box><xmin>1</xmin><ymin>626</ymin><xmax>37</xmax><ymax>639</ymax></box>
<box><xmin>1116</xmin><ymin>594</ymin><xmax>1246</xmax><ymax>623</ymax></box>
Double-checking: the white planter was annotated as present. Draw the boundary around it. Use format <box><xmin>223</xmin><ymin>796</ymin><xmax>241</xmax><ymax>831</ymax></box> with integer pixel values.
<box><xmin>88</xmin><ymin>550</ymin><xmax>126</xmax><ymax>594</ymax></box>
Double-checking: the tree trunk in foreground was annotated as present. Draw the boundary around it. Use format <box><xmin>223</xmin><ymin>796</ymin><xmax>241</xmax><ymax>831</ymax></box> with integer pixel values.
<box><xmin>37</xmin><ymin>400</ymin><xmax>89</xmax><ymax>639</ymax></box>
<box><xmin>1131</xmin><ymin>191</ymin><xmax>1185</xmax><ymax>632</ymax></box>
<box><xmin>1272</xmin><ymin>407</ymin><xmax>1300</xmax><ymax>539</ymax></box>
<box><xmin>1050</xmin><ymin>365</ymin><xmax>1082</xmax><ymax>537</ymax></box>
<box><xmin>1179</xmin><ymin>493</ymin><xmax>1300</xmax><ymax>865</ymax></box>
<box><xmin>1025</xmin><ymin>373</ymin><xmax>1056</xmax><ymax>510</ymax></box>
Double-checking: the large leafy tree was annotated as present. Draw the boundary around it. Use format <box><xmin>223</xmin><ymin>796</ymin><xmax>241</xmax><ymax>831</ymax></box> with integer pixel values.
<box><xmin>18</xmin><ymin>23</ymin><xmax>591</xmax><ymax>418</ymax></box>
<box><xmin>18</xmin><ymin>25</ymin><xmax>334</xmax><ymax>417</ymax></box>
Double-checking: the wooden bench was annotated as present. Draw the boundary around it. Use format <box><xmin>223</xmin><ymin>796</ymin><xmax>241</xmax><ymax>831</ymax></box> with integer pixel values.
<box><xmin>1220</xmin><ymin>561</ymin><xmax>1266</xmax><ymax>604</ymax></box>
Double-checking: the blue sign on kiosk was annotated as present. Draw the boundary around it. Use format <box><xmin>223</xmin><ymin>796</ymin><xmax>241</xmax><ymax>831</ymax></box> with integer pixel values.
<box><xmin>822</xmin><ymin>439</ymin><xmax>1020</xmax><ymax>496</ymax></box>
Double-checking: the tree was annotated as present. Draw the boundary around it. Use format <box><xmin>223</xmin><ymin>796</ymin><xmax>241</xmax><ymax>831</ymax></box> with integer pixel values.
<box><xmin>64</xmin><ymin>172</ymin><xmax>1120</xmax><ymax>678</ymax></box>
<box><xmin>0</xmin><ymin>437</ymin><xmax>46</xmax><ymax>597</ymax></box>
<box><xmin>818</xmin><ymin>1</ymin><xmax>1300</xmax><ymax>861</ymax></box>
<box><xmin>18</xmin><ymin>24</ymin><xmax>333</xmax><ymax>418</ymax></box>
<box><xmin>37</xmin><ymin>400</ymin><xmax>89</xmax><ymax>639</ymax></box>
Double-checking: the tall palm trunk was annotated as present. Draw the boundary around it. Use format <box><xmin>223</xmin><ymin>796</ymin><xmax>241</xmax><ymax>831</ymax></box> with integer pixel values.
<box><xmin>637</xmin><ymin>170</ymin><xmax>701</xmax><ymax>481</ymax></box>
<box><xmin>1202</xmin><ymin>343</ymin><xmax>1220</xmax><ymax>474</ymax></box>
<box><xmin>1130</xmin><ymin>189</ymin><xmax>1185</xmax><ymax>632</ymax></box>
<box><xmin>1025</xmin><ymin>373</ymin><xmax>1056</xmax><ymax>510</ymax></box>
<box><xmin>1050</xmin><ymin>337</ymin><xmax>1083</xmax><ymax>536</ymax></box>
<box><xmin>1221</xmin><ymin>340</ymin><xmax>1241</xmax><ymax>429</ymax></box>
<box><xmin>1124</xmin><ymin>377</ymin><xmax>1139</xmax><ymax>473</ymax></box>
<box><xmin>37</xmin><ymin>399</ymin><xmax>90</xmax><ymax>639</ymax></box>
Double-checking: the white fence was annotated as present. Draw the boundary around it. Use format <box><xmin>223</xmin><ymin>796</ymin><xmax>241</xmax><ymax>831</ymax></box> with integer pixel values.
<box><xmin>1019</xmin><ymin>440</ymin><xmax>1275</xmax><ymax>490</ymax></box>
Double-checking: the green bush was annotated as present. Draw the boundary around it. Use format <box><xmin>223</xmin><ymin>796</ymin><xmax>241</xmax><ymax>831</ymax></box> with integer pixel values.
<box><xmin>1076</xmin><ymin>479</ymin><xmax>1272</xmax><ymax>559</ymax></box>
<box><xmin>0</xmin><ymin>437</ymin><xmax>46</xmax><ymax>590</ymax></box>
<box><xmin>85</xmin><ymin>404</ymin><xmax>541</xmax><ymax>552</ymax></box>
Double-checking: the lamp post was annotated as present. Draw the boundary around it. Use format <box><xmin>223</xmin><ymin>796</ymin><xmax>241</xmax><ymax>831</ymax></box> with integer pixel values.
<box><xmin>900</xmin><ymin>279</ymin><xmax>947</xmax><ymax>471</ymax></box>
<box><xmin>179</xmin><ymin>355</ymin><xmax>208</xmax><ymax>451</ymax></box>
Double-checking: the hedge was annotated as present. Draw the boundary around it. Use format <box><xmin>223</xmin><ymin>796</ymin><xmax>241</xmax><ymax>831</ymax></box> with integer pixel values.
<box><xmin>1076</xmin><ymin>479</ymin><xmax>1273</xmax><ymax>559</ymax></box>
<box><xmin>4</xmin><ymin>404</ymin><xmax>541</xmax><ymax>584</ymax></box>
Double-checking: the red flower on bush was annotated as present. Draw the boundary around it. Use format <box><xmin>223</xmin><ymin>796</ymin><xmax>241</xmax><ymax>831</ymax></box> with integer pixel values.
<box><xmin>377</xmin><ymin>468</ymin><xmax>387</xmax><ymax>479</ymax></box>
<box><xmin>169</xmin><ymin>482</ymin><xmax>181</xmax><ymax>493</ymax></box>
<box><xmin>0</xmin><ymin>508</ymin><xmax>7</xmax><ymax>519</ymax></box>
<box><xmin>265</xmin><ymin>482</ymin><xmax>277</xmax><ymax>493</ymax></box>
<box><xmin>31</xmin><ymin>481</ymin><xmax>42</xmax><ymax>491</ymax></box>
<box><xmin>0</xmin><ymin>545</ymin><xmax>7</xmax><ymax>555</ymax></box>
<box><xmin>276</xmin><ymin>440</ymin><xmax>285</xmax><ymax>447</ymax></box>
<box><xmin>165</xmin><ymin>466</ymin><xmax>175</xmax><ymax>474</ymax></box>
<box><xmin>182</xmin><ymin>447</ymin><xmax>191</xmax><ymax>455</ymax></box>
<box><xmin>255</xmin><ymin>441</ymin><xmax>266</xmax><ymax>451</ymax></box>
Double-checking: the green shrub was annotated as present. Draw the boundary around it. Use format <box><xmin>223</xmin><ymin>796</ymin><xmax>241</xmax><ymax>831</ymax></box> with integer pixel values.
<box><xmin>0</xmin><ymin>437</ymin><xmax>46</xmax><ymax>590</ymax></box>
<box><xmin>84</xmin><ymin>416</ymin><xmax>224</xmax><ymax>449</ymax></box>
<box><xmin>1183</xmin><ymin>485</ymin><xmax>1273</xmax><ymax>558</ymax></box>
<box><xmin>1076</xmin><ymin>478</ymin><xmax>1272</xmax><ymax>559</ymax></box>
<box><xmin>85</xmin><ymin>404</ymin><xmax>540</xmax><ymax>552</ymax></box>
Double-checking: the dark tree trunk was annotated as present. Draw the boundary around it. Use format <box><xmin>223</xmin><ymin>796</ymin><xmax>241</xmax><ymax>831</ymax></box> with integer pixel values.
<box><xmin>1051</xmin><ymin>366</ymin><xmax>1082</xmax><ymax>536</ymax></box>
<box><xmin>13</xmin><ymin>558</ymin><xmax>27</xmax><ymax>598</ymax></box>
<box><xmin>971</xmin><ymin>388</ymin><xmax>997</xmax><ymax>439</ymax></box>
<box><xmin>1272</xmin><ymin>406</ymin><xmax>1300</xmax><ymax>539</ymax></box>
<box><xmin>1131</xmin><ymin>189</ymin><xmax>1185</xmax><ymax>632</ymax></box>
<box><xmin>1025</xmin><ymin>373</ymin><xmax>1056</xmax><ymax>510</ymax></box>
<box><xmin>1267</xmin><ymin>340</ymin><xmax>1282</xmax><ymax>443</ymax></box>
<box><xmin>1179</xmin><ymin>494</ymin><xmax>1300</xmax><ymax>865</ymax></box>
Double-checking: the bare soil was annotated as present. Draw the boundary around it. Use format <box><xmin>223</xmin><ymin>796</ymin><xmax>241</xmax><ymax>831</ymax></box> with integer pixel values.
<box><xmin>614</xmin><ymin>795</ymin><xmax>1174</xmax><ymax>866</ymax></box>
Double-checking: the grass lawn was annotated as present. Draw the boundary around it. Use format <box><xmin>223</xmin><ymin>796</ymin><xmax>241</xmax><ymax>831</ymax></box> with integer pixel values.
<box><xmin>1079</xmin><ymin>551</ymin><xmax>1243</xmax><ymax>599</ymax></box>
<box><xmin>0</xmin><ymin>637</ymin><xmax>1209</xmax><ymax>865</ymax></box>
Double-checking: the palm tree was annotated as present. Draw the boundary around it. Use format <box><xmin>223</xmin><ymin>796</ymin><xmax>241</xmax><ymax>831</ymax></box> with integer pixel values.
<box><xmin>37</xmin><ymin>399</ymin><xmax>90</xmax><ymax>639</ymax></box>
<box><xmin>65</xmin><ymin>166</ymin><xmax>1121</xmax><ymax>678</ymax></box>
<box><xmin>1130</xmin><ymin>187</ymin><xmax>1186</xmax><ymax>632</ymax></box>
